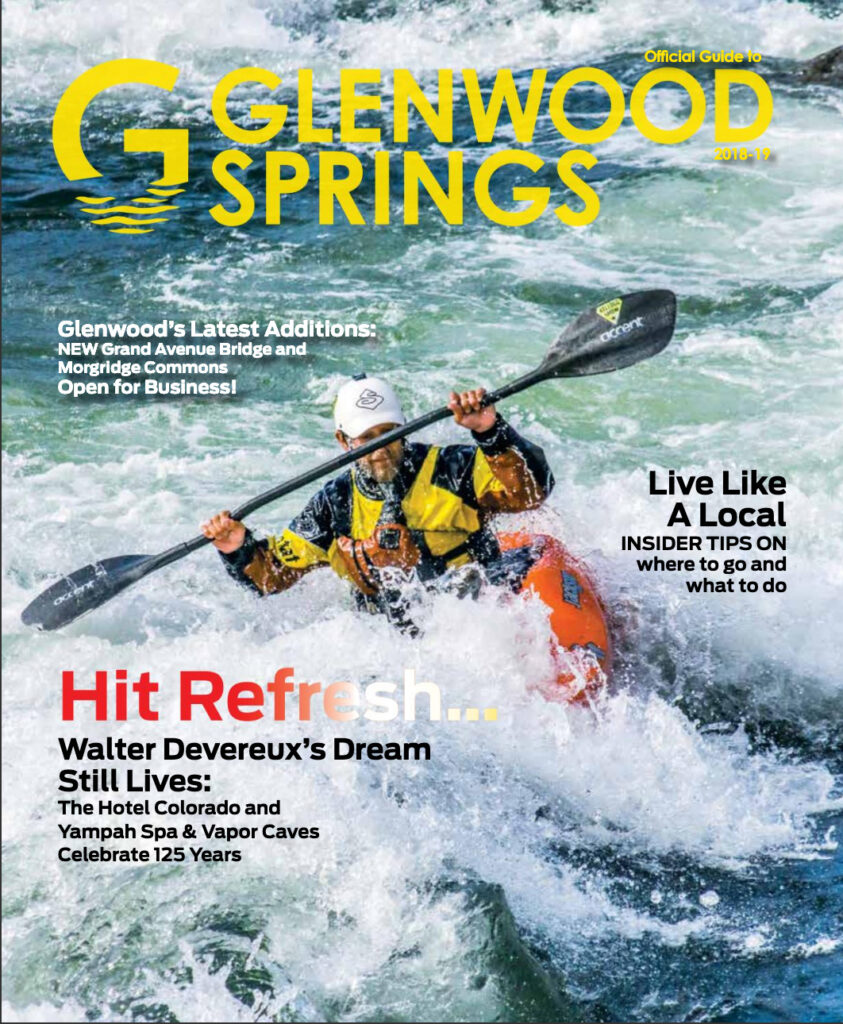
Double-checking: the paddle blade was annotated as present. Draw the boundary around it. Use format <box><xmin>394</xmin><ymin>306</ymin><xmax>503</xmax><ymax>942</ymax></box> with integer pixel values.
<box><xmin>541</xmin><ymin>290</ymin><xmax>676</xmax><ymax>378</ymax></box>
<box><xmin>21</xmin><ymin>555</ymin><xmax>154</xmax><ymax>631</ymax></box>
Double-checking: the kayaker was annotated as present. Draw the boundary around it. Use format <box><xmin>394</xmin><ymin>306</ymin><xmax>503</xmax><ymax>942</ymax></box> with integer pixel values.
<box><xmin>202</xmin><ymin>374</ymin><xmax>554</xmax><ymax>628</ymax></box>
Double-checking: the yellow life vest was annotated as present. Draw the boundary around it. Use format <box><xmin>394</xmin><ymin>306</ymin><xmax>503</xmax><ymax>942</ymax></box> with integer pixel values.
<box><xmin>267</xmin><ymin>441</ymin><xmax>507</xmax><ymax>583</ymax></box>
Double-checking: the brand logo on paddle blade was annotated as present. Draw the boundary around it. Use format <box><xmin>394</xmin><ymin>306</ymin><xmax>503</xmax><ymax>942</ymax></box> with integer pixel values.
<box><xmin>599</xmin><ymin>315</ymin><xmax>645</xmax><ymax>342</ymax></box>
<box><xmin>356</xmin><ymin>389</ymin><xmax>384</xmax><ymax>410</ymax></box>
<box><xmin>596</xmin><ymin>298</ymin><xmax>622</xmax><ymax>325</ymax></box>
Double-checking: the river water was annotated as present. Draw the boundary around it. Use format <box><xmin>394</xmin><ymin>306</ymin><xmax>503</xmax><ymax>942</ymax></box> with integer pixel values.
<box><xmin>2</xmin><ymin>0</ymin><xmax>842</xmax><ymax>1020</ymax></box>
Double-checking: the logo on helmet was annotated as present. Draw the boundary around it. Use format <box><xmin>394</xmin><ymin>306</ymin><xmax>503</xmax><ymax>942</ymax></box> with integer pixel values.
<box><xmin>356</xmin><ymin>389</ymin><xmax>385</xmax><ymax>410</ymax></box>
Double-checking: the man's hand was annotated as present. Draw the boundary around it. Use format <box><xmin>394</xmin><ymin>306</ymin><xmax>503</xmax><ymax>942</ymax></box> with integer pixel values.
<box><xmin>448</xmin><ymin>387</ymin><xmax>497</xmax><ymax>433</ymax></box>
<box><xmin>201</xmin><ymin>511</ymin><xmax>247</xmax><ymax>553</ymax></box>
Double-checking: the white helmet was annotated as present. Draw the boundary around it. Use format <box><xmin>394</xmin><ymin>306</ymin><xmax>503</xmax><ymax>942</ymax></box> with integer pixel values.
<box><xmin>333</xmin><ymin>374</ymin><xmax>405</xmax><ymax>439</ymax></box>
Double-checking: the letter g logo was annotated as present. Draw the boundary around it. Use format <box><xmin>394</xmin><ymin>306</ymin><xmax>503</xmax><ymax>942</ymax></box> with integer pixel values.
<box><xmin>53</xmin><ymin>58</ymin><xmax>188</xmax><ymax>185</ymax></box>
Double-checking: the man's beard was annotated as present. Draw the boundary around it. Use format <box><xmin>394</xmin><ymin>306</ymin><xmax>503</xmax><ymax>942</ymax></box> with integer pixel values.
<box><xmin>357</xmin><ymin>461</ymin><xmax>399</xmax><ymax>489</ymax></box>
<box><xmin>368</xmin><ymin>461</ymin><xmax>400</xmax><ymax>483</ymax></box>
<box><xmin>356</xmin><ymin>444</ymin><xmax>403</xmax><ymax>486</ymax></box>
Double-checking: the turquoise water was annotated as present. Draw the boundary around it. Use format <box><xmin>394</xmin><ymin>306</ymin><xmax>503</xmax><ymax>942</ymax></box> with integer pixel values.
<box><xmin>3</xmin><ymin>0</ymin><xmax>843</xmax><ymax>1020</ymax></box>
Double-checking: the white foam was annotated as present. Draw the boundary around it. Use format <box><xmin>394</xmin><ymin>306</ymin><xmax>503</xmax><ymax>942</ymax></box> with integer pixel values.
<box><xmin>3</xmin><ymin>0</ymin><xmax>839</xmax><ymax>109</ymax></box>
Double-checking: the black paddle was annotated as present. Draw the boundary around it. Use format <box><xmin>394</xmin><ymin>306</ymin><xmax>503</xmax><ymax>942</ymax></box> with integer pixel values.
<box><xmin>21</xmin><ymin>289</ymin><xmax>676</xmax><ymax>631</ymax></box>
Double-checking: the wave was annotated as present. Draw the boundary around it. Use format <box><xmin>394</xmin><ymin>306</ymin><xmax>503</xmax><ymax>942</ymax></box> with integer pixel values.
<box><xmin>3</xmin><ymin>0</ymin><xmax>840</xmax><ymax>113</ymax></box>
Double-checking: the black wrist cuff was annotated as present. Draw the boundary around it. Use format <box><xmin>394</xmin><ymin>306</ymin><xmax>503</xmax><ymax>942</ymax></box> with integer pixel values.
<box><xmin>472</xmin><ymin>414</ymin><xmax>515</xmax><ymax>456</ymax></box>
<box><xmin>219</xmin><ymin>528</ymin><xmax>260</xmax><ymax>571</ymax></box>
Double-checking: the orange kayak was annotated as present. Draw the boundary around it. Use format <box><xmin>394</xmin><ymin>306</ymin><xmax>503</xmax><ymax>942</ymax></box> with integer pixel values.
<box><xmin>498</xmin><ymin>532</ymin><xmax>612</xmax><ymax>703</ymax></box>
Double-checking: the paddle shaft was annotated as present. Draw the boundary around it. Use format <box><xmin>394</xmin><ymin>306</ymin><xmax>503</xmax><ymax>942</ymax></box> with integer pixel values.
<box><xmin>21</xmin><ymin>288</ymin><xmax>678</xmax><ymax>631</ymax></box>
<box><xmin>143</xmin><ymin>367</ymin><xmax>547</xmax><ymax>575</ymax></box>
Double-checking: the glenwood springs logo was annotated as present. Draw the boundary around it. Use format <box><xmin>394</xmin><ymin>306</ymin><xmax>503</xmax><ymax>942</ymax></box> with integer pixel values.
<box><xmin>53</xmin><ymin>61</ymin><xmax>188</xmax><ymax>234</ymax></box>
<box><xmin>53</xmin><ymin>58</ymin><xmax>774</xmax><ymax>234</ymax></box>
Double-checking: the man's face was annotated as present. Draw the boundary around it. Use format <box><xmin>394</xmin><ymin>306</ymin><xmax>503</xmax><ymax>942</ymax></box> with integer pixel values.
<box><xmin>337</xmin><ymin>422</ymin><xmax>404</xmax><ymax>484</ymax></box>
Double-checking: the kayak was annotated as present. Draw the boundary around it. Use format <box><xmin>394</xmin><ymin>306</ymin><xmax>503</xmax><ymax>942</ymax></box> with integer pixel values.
<box><xmin>497</xmin><ymin>532</ymin><xmax>612</xmax><ymax>702</ymax></box>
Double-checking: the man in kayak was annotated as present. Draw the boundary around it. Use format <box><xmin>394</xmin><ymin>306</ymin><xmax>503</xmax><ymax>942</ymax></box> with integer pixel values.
<box><xmin>202</xmin><ymin>375</ymin><xmax>554</xmax><ymax>628</ymax></box>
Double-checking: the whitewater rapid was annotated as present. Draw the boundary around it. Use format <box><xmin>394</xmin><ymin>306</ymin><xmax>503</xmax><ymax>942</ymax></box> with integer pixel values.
<box><xmin>3</xmin><ymin>0</ymin><xmax>842</xmax><ymax>1019</ymax></box>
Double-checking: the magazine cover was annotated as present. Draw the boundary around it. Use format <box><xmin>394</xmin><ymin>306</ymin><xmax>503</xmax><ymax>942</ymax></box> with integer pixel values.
<box><xmin>3</xmin><ymin>1</ymin><xmax>841</xmax><ymax>1021</ymax></box>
